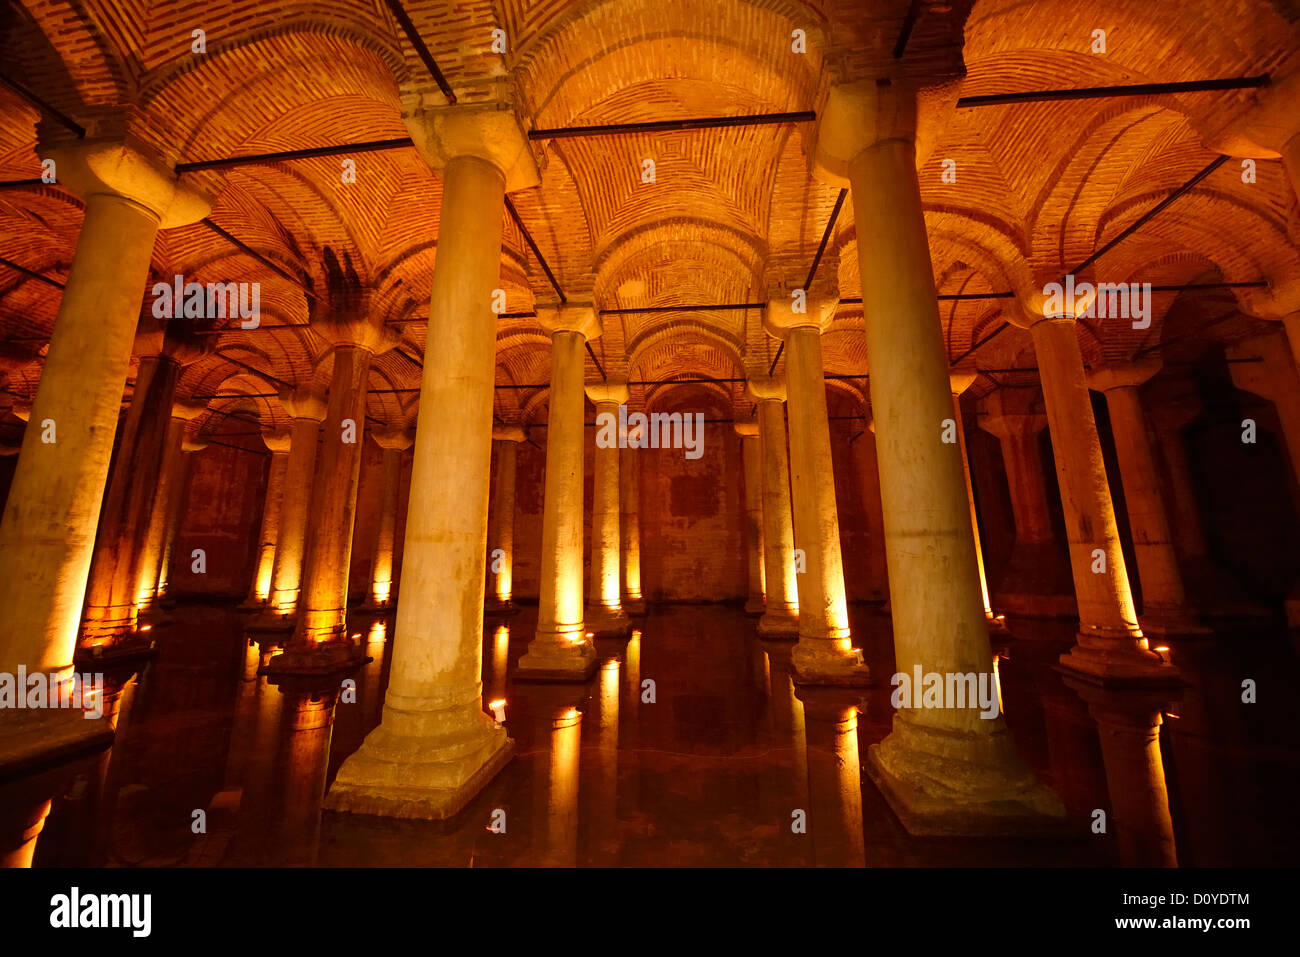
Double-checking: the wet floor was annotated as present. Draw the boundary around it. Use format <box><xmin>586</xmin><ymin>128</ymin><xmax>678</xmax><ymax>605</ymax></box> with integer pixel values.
<box><xmin>5</xmin><ymin>602</ymin><xmax>1299</xmax><ymax>867</ymax></box>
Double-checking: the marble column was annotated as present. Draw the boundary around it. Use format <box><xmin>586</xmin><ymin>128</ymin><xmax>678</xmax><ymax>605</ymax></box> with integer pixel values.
<box><xmin>813</xmin><ymin>79</ymin><xmax>1063</xmax><ymax>832</ymax></box>
<box><xmin>978</xmin><ymin>388</ymin><xmax>1077</xmax><ymax>618</ymax></box>
<box><xmin>1090</xmin><ymin>362</ymin><xmax>1210</xmax><ymax>639</ymax></box>
<box><xmin>326</xmin><ymin>98</ymin><xmax>537</xmax><ymax>817</ymax></box>
<box><xmin>748</xmin><ymin>377</ymin><xmax>800</xmax><ymax>637</ymax></box>
<box><xmin>764</xmin><ymin>296</ymin><xmax>868</xmax><ymax>685</ymax></box>
<box><xmin>950</xmin><ymin>373</ymin><xmax>1006</xmax><ymax>633</ymax></box>
<box><xmin>735</xmin><ymin>417</ymin><xmax>767</xmax><ymax>614</ymax></box>
<box><xmin>239</xmin><ymin>428</ymin><xmax>292</xmax><ymax>609</ymax></box>
<box><xmin>156</xmin><ymin>434</ymin><xmax>207</xmax><ymax>602</ymax></box>
<box><xmin>485</xmin><ymin>424</ymin><xmax>525</xmax><ymax>614</ymax></box>
<box><xmin>850</xmin><ymin>417</ymin><xmax>890</xmax><ymax>603</ymax></box>
<box><xmin>364</xmin><ymin>427</ymin><xmax>414</xmax><ymax>612</ymax></box>
<box><xmin>620</xmin><ymin>437</ymin><xmax>646</xmax><ymax>615</ymax></box>
<box><xmin>1024</xmin><ymin>308</ymin><xmax>1174</xmax><ymax>684</ymax></box>
<box><xmin>0</xmin><ymin>136</ymin><xmax>208</xmax><ymax>770</ymax></box>
<box><xmin>269</xmin><ymin>338</ymin><xmax>388</xmax><ymax>675</ymax></box>
<box><xmin>135</xmin><ymin>398</ymin><xmax>207</xmax><ymax>615</ymax></box>
<box><xmin>518</xmin><ymin>304</ymin><xmax>602</xmax><ymax>680</ymax></box>
<box><xmin>586</xmin><ymin>380</ymin><xmax>631</xmax><ymax>637</ymax></box>
<box><xmin>250</xmin><ymin>388</ymin><xmax>327</xmax><ymax>629</ymax></box>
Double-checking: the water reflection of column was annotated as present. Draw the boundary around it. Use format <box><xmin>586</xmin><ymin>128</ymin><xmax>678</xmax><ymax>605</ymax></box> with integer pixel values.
<box><xmin>762</xmin><ymin>644</ymin><xmax>807</xmax><ymax>860</ymax></box>
<box><xmin>527</xmin><ymin>687</ymin><xmax>584</xmax><ymax>867</ymax></box>
<box><xmin>262</xmin><ymin>685</ymin><xmax>337</xmax><ymax>866</ymax></box>
<box><xmin>619</xmin><ymin>630</ymin><xmax>642</xmax><ymax>822</ymax></box>
<box><xmin>230</xmin><ymin>669</ymin><xmax>286</xmax><ymax>863</ymax></box>
<box><xmin>1066</xmin><ymin>679</ymin><xmax>1179</xmax><ymax>867</ymax></box>
<box><xmin>487</xmin><ymin>623</ymin><xmax>511</xmax><ymax>708</ymax></box>
<box><xmin>582</xmin><ymin>657</ymin><xmax>621</xmax><ymax>863</ymax></box>
<box><xmin>796</xmin><ymin>688</ymin><xmax>866</xmax><ymax>867</ymax></box>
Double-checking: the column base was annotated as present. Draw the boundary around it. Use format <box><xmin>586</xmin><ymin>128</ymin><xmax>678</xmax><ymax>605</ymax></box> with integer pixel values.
<box><xmin>865</xmin><ymin>713</ymin><xmax>1067</xmax><ymax>837</ymax></box>
<box><xmin>790</xmin><ymin>640</ymin><xmax>872</xmax><ymax>687</ymax></box>
<box><xmin>245</xmin><ymin>610</ymin><xmax>298</xmax><ymax>634</ymax></box>
<box><xmin>757</xmin><ymin>608</ymin><xmax>799</xmax><ymax>639</ymax></box>
<box><xmin>484</xmin><ymin>598</ymin><xmax>519</xmax><ymax>618</ymax></box>
<box><xmin>623</xmin><ymin>597</ymin><xmax>647</xmax><ymax>617</ymax></box>
<box><xmin>324</xmin><ymin>710</ymin><xmax>513</xmax><ymax>820</ymax></box>
<box><xmin>359</xmin><ymin>600</ymin><xmax>395</xmax><ymax>616</ymax></box>
<box><xmin>515</xmin><ymin>637</ymin><xmax>599</xmax><ymax>682</ymax></box>
<box><xmin>986</xmin><ymin>614</ymin><xmax>1010</xmax><ymax>635</ymax></box>
<box><xmin>73</xmin><ymin>631</ymin><xmax>156</xmax><ymax>669</ymax></box>
<box><xmin>584</xmin><ymin>604</ymin><xmax>632</xmax><ymax>638</ymax></box>
<box><xmin>1056</xmin><ymin>637</ymin><xmax>1181</xmax><ymax>689</ymax></box>
<box><xmin>1139</xmin><ymin>605</ymin><xmax>1214</xmax><ymax>641</ymax></box>
<box><xmin>744</xmin><ymin>597</ymin><xmax>766</xmax><ymax>616</ymax></box>
<box><xmin>262</xmin><ymin>637</ymin><xmax>368</xmax><ymax>677</ymax></box>
<box><xmin>236</xmin><ymin>597</ymin><xmax>267</xmax><ymax>612</ymax></box>
<box><xmin>0</xmin><ymin>705</ymin><xmax>115</xmax><ymax>781</ymax></box>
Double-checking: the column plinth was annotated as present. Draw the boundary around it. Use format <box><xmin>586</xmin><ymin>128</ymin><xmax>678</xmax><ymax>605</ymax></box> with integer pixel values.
<box><xmin>816</xmin><ymin>84</ymin><xmax>1064</xmax><ymax>833</ymax></box>
<box><xmin>485</xmin><ymin>424</ymin><xmax>525</xmax><ymax>615</ymax></box>
<box><xmin>735</xmin><ymin>418</ymin><xmax>767</xmax><ymax>615</ymax></box>
<box><xmin>326</xmin><ymin>103</ymin><xmax>537</xmax><ymax>815</ymax></box>
<box><xmin>518</xmin><ymin>305</ymin><xmax>601</xmax><ymax>680</ymax></box>
<box><xmin>748</xmin><ymin>377</ymin><xmax>800</xmax><ymax>638</ymax></box>
<box><xmin>763</xmin><ymin>303</ymin><xmax>868</xmax><ymax>686</ymax></box>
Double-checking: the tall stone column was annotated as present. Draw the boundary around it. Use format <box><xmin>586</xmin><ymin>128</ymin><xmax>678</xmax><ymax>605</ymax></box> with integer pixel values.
<box><xmin>977</xmin><ymin>389</ymin><xmax>1077</xmax><ymax>618</ymax></box>
<box><xmin>239</xmin><ymin>428</ymin><xmax>292</xmax><ymax>609</ymax></box>
<box><xmin>156</xmin><ymin>434</ymin><xmax>207</xmax><ymax>602</ymax></box>
<box><xmin>949</xmin><ymin>373</ymin><xmax>1006</xmax><ymax>633</ymax></box>
<box><xmin>813</xmin><ymin>79</ymin><xmax>1062</xmax><ymax>831</ymax></box>
<box><xmin>850</xmin><ymin>417</ymin><xmax>890</xmax><ymax>603</ymax></box>
<box><xmin>735</xmin><ymin>417</ymin><xmax>767</xmax><ymax>614</ymax></box>
<box><xmin>0</xmin><ymin>135</ymin><xmax>208</xmax><ymax>769</ymax></box>
<box><xmin>586</xmin><ymin>380</ymin><xmax>631</xmax><ymax>637</ymax></box>
<box><xmin>250</xmin><ymin>388</ymin><xmax>327</xmax><ymax>629</ymax></box>
<box><xmin>518</xmin><ymin>304</ymin><xmax>602</xmax><ymax>680</ymax></box>
<box><xmin>364</xmin><ymin>427</ymin><xmax>414</xmax><ymax>611</ymax></box>
<box><xmin>135</xmin><ymin>398</ymin><xmax>207</xmax><ymax>615</ymax></box>
<box><xmin>1024</xmin><ymin>307</ymin><xmax>1174</xmax><ymax>684</ymax></box>
<box><xmin>325</xmin><ymin>97</ymin><xmax>538</xmax><ymax>818</ymax></box>
<box><xmin>764</xmin><ymin>296</ymin><xmax>868</xmax><ymax>685</ymax></box>
<box><xmin>748</xmin><ymin>377</ymin><xmax>799</xmax><ymax>637</ymax></box>
<box><xmin>269</xmin><ymin>337</ymin><xmax>390</xmax><ymax>675</ymax></box>
<box><xmin>485</xmin><ymin>424</ymin><xmax>525</xmax><ymax>613</ymax></box>
<box><xmin>1090</xmin><ymin>362</ymin><xmax>1210</xmax><ymax>639</ymax></box>
<box><xmin>620</xmin><ymin>438</ymin><xmax>646</xmax><ymax>615</ymax></box>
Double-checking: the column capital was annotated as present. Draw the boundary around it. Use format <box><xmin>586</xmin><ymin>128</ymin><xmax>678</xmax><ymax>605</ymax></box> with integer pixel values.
<box><xmin>171</xmin><ymin>398</ymin><xmax>209</xmax><ymax>422</ymax></box>
<box><xmin>810</xmin><ymin>77</ymin><xmax>960</xmax><ymax>188</ymax></box>
<box><xmin>585</xmin><ymin>380</ymin><xmax>629</xmax><ymax>405</ymax></box>
<box><xmin>1196</xmin><ymin>67</ymin><xmax>1300</xmax><ymax>159</ymax></box>
<box><xmin>1232</xmin><ymin>274</ymin><xmax>1300</xmax><ymax>322</ymax></box>
<box><xmin>401</xmin><ymin>94</ymin><xmax>540</xmax><ymax>193</ymax></box>
<box><xmin>370</xmin><ymin>426</ymin><xmax>415</xmax><ymax>451</ymax></box>
<box><xmin>949</xmin><ymin>371</ymin><xmax>979</xmax><ymax>395</ymax></box>
<box><xmin>745</xmin><ymin>375</ymin><xmax>787</xmax><ymax>403</ymax></box>
<box><xmin>763</xmin><ymin>294</ymin><xmax>836</xmax><ymax>338</ymax></box>
<box><xmin>180</xmin><ymin>435</ymin><xmax>208</xmax><ymax>453</ymax></box>
<box><xmin>537</xmin><ymin>302</ymin><xmax>602</xmax><ymax>341</ymax></box>
<box><xmin>262</xmin><ymin>427</ymin><xmax>293</xmax><ymax>454</ymax></box>
<box><xmin>39</xmin><ymin>135</ymin><xmax>211</xmax><ymax>228</ymax></box>
<box><xmin>1088</xmin><ymin>359</ymin><xmax>1162</xmax><ymax>393</ymax></box>
<box><xmin>278</xmin><ymin>385</ymin><xmax>328</xmax><ymax>423</ymax></box>
<box><xmin>492</xmin><ymin>424</ymin><xmax>527</xmax><ymax>442</ymax></box>
<box><xmin>733</xmin><ymin>417</ymin><xmax>760</xmax><ymax>438</ymax></box>
<box><xmin>977</xmin><ymin>389</ymin><xmax>1048</xmax><ymax>439</ymax></box>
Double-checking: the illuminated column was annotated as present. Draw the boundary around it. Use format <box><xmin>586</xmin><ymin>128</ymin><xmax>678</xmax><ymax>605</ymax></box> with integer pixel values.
<box><xmin>977</xmin><ymin>388</ymin><xmax>1076</xmax><ymax>619</ymax></box>
<box><xmin>326</xmin><ymin>98</ymin><xmax>537</xmax><ymax>817</ymax></box>
<box><xmin>0</xmin><ymin>134</ymin><xmax>209</xmax><ymax>767</ymax></box>
<box><xmin>1024</xmin><ymin>305</ymin><xmax>1173</xmax><ymax>684</ymax></box>
<box><xmin>586</xmin><ymin>380</ymin><xmax>631</xmax><ymax>637</ymax></box>
<box><xmin>950</xmin><ymin>373</ymin><xmax>1006</xmax><ymax>633</ymax></box>
<box><xmin>239</xmin><ymin>428</ymin><xmax>292</xmax><ymax>609</ymax></box>
<box><xmin>748</xmin><ymin>376</ymin><xmax>799</xmax><ymax>637</ymax></box>
<box><xmin>486</xmin><ymin>424</ymin><xmax>525</xmax><ymax>613</ymax></box>
<box><xmin>270</xmin><ymin>337</ymin><xmax>388</xmax><ymax>675</ymax></box>
<box><xmin>849</xmin><ymin>417</ymin><xmax>889</xmax><ymax>603</ymax></box>
<box><xmin>518</xmin><ymin>303</ymin><xmax>601</xmax><ymax>680</ymax></box>
<box><xmin>763</xmin><ymin>296</ymin><xmax>867</xmax><ymax>685</ymax></box>
<box><xmin>364</xmin><ymin>427</ymin><xmax>414</xmax><ymax>611</ymax></box>
<box><xmin>735</xmin><ymin>417</ymin><xmax>767</xmax><ymax>614</ymax></box>
<box><xmin>813</xmin><ymin>79</ymin><xmax>1063</xmax><ymax>831</ymax></box>
<box><xmin>157</xmin><ymin>434</ymin><xmax>207</xmax><ymax>601</ymax></box>
<box><xmin>1090</xmin><ymin>362</ymin><xmax>1210</xmax><ymax>639</ymax></box>
<box><xmin>135</xmin><ymin>398</ymin><xmax>207</xmax><ymax>614</ymax></box>
<box><xmin>620</xmin><ymin>437</ymin><xmax>646</xmax><ymax>616</ymax></box>
<box><xmin>79</xmin><ymin>329</ymin><xmax>205</xmax><ymax>659</ymax></box>
<box><xmin>251</xmin><ymin>388</ymin><xmax>327</xmax><ymax>629</ymax></box>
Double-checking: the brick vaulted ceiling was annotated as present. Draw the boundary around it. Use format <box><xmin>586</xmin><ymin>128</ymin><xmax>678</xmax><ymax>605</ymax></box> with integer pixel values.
<box><xmin>1</xmin><ymin>0</ymin><xmax>1299</xmax><ymax>443</ymax></box>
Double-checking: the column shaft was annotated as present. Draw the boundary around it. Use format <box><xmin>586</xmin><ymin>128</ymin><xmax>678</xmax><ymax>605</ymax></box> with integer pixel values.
<box><xmin>246</xmin><ymin>449</ymin><xmax>290</xmax><ymax>606</ymax></box>
<box><xmin>739</xmin><ymin>431</ymin><xmax>767</xmax><ymax>613</ymax></box>
<box><xmin>756</xmin><ymin>398</ymin><xmax>799</xmax><ymax>636</ymax></box>
<box><xmin>135</xmin><ymin>414</ymin><xmax>187</xmax><ymax>611</ymax></box>
<box><xmin>368</xmin><ymin>445</ymin><xmax>404</xmax><ymax>608</ymax></box>
<box><xmin>587</xmin><ymin>398</ymin><xmax>628</xmax><ymax>635</ymax></box>
<box><xmin>619</xmin><ymin>444</ymin><xmax>645</xmax><ymax>614</ymax></box>
<box><xmin>487</xmin><ymin>439</ymin><xmax>517</xmax><ymax>608</ymax></box>
<box><xmin>264</xmin><ymin>416</ymin><xmax>322</xmax><ymax>618</ymax></box>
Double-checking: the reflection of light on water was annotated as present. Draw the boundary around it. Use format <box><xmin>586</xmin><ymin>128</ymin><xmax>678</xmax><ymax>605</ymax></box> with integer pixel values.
<box><xmin>491</xmin><ymin>625</ymin><xmax>510</xmax><ymax>699</ymax></box>
<box><xmin>367</xmin><ymin>620</ymin><xmax>387</xmax><ymax>643</ymax></box>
